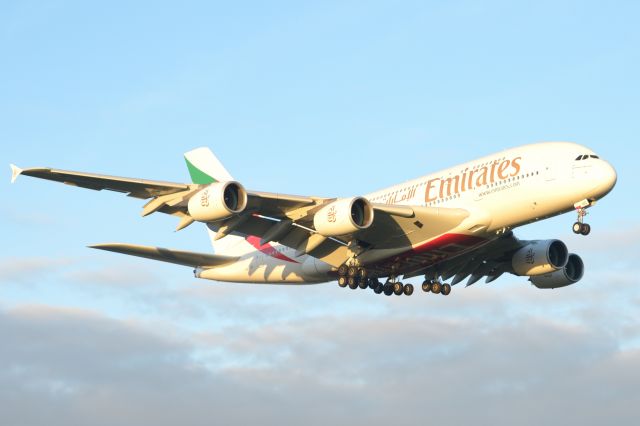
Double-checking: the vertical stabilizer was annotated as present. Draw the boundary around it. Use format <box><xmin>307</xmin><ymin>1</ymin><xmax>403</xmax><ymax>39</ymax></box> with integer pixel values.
<box><xmin>184</xmin><ymin>147</ymin><xmax>234</xmax><ymax>184</ymax></box>
<box><xmin>183</xmin><ymin>147</ymin><xmax>252</xmax><ymax>255</ymax></box>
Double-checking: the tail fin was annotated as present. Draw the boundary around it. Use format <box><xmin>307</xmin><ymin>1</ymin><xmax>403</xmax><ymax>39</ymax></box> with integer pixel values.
<box><xmin>183</xmin><ymin>147</ymin><xmax>252</xmax><ymax>255</ymax></box>
<box><xmin>184</xmin><ymin>147</ymin><xmax>234</xmax><ymax>184</ymax></box>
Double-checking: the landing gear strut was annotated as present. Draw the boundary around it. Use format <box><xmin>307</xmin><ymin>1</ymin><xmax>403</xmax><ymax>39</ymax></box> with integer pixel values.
<box><xmin>572</xmin><ymin>207</ymin><xmax>591</xmax><ymax>236</ymax></box>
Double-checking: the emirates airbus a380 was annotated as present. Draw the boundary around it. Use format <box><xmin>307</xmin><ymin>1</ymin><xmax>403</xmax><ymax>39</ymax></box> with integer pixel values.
<box><xmin>10</xmin><ymin>142</ymin><xmax>616</xmax><ymax>297</ymax></box>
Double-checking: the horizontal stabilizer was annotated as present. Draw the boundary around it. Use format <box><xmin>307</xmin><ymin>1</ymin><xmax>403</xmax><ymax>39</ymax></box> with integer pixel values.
<box><xmin>89</xmin><ymin>243</ymin><xmax>239</xmax><ymax>268</ymax></box>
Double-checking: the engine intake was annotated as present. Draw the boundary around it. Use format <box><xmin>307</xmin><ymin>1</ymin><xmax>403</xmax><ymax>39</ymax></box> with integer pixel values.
<box><xmin>531</xmin><ymin>254</ymin><xmax>584</xmax><ymax>289</ymax></box>
<box><xmin>512</xmin><ymin>239</ymin><xmax>568</xmax><ymax>276</ymax></box>
<box><xmin>187</xmin><ymin>181</ymin><xmax>247</xmax><ymax>223</ymax></box>
<box><xmin>313</xmin><ymin>197</ymin><xmax>374</xmax><ymax>237</ymax></box>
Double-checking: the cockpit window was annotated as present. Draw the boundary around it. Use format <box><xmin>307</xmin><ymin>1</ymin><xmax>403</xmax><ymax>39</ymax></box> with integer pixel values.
<box><xmin>575</xmin><ymin>154</ymin><xmax>601</xmax><ymax>161</ymax></box>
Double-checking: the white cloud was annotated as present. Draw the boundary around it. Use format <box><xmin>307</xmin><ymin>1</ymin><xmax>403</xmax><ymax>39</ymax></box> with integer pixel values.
<box><xmin>0</xmin><ymin>257</ymin><xmax>73</xmax><ymax>285</ymax></box>
<box><xmin>0</xmin><ymin>300</ymin><xmax>638</xmax><ymax>426</ymax></box>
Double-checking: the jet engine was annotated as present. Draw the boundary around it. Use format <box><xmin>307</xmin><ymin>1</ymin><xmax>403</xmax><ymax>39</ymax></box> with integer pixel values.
<box><xmin>313</xmin><ymin>197</ymin><xmax>374</xmax><ymax>237</ymax></box>
<box><xmin>530</xmin><ymin>254</ymin><xmax>584</xmax><ymax>289</ymax></box>
<box><xmin>512</xmin><ymin>239</ymin><xmax>568</xmax><ymax>276</ymax></box>
<box><xmin>187</xmin><ymin>181</ymin><xmax>247</xmax><ymax>222</ymax></box>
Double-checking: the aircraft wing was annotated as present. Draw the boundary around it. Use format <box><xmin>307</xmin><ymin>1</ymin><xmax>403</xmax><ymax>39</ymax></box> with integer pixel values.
<box><xmin>13</xmin><ymin>166</ymin><xmax>191</xmax><ymax>198</ymax></box>
<box><xmin>207</xmin><ymin>204</ymin><xmax>470</xmax><ymax>268</ymax></box>
<box><xmin>12</xmin><ymin>163</ymin><xmax>472</xmax><ymax>268</ymax></box>
<box><xmin>401</xmin><ymin>231</ymin><xmax>524</xmax><ymax>286</ymax></box>
<box><xmin>89</xmin><ymin>243</ymin><xmax>239</xmax><ymax>268</ymax></box>
<box><xmin>10</xmin><ymin>165</ymin><xmax>321</xmax><ymax>224</ymax></box>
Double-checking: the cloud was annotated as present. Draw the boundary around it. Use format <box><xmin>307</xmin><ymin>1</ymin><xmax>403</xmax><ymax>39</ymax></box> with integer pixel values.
<box><xmin>1</xmin><ymin>225</ymin><xmax>639</xmax><ymax>425</ymax></box>
<box><xmin>0</xmin><ymin>300</ymin><xmax>638</xmax><ymax>426</ymax></box>
<box><xmin>64</xmin><ymin>260</ymin><xmax>161</xmax><ymax>288</ymax></box>
<box><xmin>0</xmin><ymin>257</ymin><xmax>72</xmax><ymax>285</ymax></box>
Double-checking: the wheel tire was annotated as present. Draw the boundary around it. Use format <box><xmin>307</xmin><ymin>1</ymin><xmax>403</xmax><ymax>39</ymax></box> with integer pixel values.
<box><xmin>573</xmin><ymin>222</ymin><xmax>582</xmax><ymax>234</ymax></box>
<box><xmin>403</xmin><ymin>283</ymin><xmax>414</xmax><ymax>296</ymax></box>
<box><xmin>348</xmin><ymin>277</ymin><xmax>358</xmax><ymax>289</ymax></box>
<box><xmin>338</xmin><ymin>276</ymin><xmax>347</xmax><ymax>287</ymax></box>
<box><xmin>383</xmin><ymin>283</ymin><xmax>393</xmax><ymax>296</ymax></box>
<box><xmin>338</xmin><ymin>264</ymin><xmax>348</xmax><ymax>276</ymax></box>
<box><xmin>347</xmin><ymin>266</ymin><xmax>357</xmax><ymax>277</ymax></box>
<box><xmin>357</xmin><ymin>268</ymin><xmax>368</xmax><ymax>279</ymax></box>
<box><xmin>369</xmin><ymin>279</ymin><xmax>379</xmax><ymax>290</ymax></box>
<box><xmin>441</xmin><ymin>283</ymin><xmax>451</xmax><ymax>296</ymax></box>
<box><xmin>581</xmin><ymin>223</ymin><xmax>591</xmax><ymax>235</ymax></box>
<box><xmin>393</xmin><ymin>282</ymin><xmax>404</xmax><ymax>296</ymax></box>
<box><xmin>374</xmin><ymin>284</ymin><xmax>383</xmax><ymax>294</ymax></box>
<box><xmin>358</xmin><ymin>278</ymin><xmax>368</xmax><ymax>289</ymax></box>
<box><xmin>422</xmin><ymin>281</ymin><xmax>432</xmax><ymax>292</ymax></box>
<box><xmin>431</xmin><ymin>281</ymin><xmax>442</xmax><ymax>294</ymax></box>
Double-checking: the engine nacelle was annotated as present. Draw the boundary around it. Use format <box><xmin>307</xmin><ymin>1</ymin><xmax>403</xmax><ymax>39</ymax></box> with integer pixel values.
<box><xmin>512</xmin><ymin>239</ymin><xmax>568</xmax><ymax>276</ymax></box>
<box><xmin>530</xmin><ymin>254</ymin><xmax>584</xmax><ymax>289</ymax></box>
<box><xmin>313</xmin><ymin>197</ymin><xmax>374</xmax><ymax>237</ymax></box>
<box><xmin>187</xmin><ymin>181</ymin><xmax>247</xmax><ymax>223</ymax></box>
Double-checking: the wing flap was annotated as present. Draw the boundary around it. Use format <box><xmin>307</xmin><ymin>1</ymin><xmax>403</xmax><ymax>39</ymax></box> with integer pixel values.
<box><xmin>246</xmin><ymin>191</ymin><xmax>323</xmax><ymax>218</ymax></box>
<box><xmin>90</xmin><ymin>243</ymin><xmax>239</xmax><ymax>268</ymax></box>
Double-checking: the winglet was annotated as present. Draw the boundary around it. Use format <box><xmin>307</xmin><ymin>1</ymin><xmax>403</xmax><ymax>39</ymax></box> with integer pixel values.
<box><xmin>10</xmin><ymin>164</ymin><xmax>22</xmax><ymax>183</ymax></box>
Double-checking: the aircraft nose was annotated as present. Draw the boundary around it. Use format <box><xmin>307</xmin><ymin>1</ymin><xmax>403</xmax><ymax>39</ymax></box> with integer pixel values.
<box><xmin>602</xmin><ymin>160</ymin><xmax>617</xmax><ymax>190</ymax></box>
<box><xmin>594</xmin><ymin>160</ymin><xmax>617</xmax><ymax>196</ymax></box>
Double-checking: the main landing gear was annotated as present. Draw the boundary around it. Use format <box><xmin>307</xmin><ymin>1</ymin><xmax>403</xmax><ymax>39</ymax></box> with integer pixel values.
<box><xmin>421</xmin><ymin>279</ymin><xmax>451</xmax><ymax>296</ymax></box>
<box><xmin>572</xmin><ymin>207</ymin><xmax>591</xmax><ymax>236</ymax></box>
<box><xmin>382</xmin><ymin>278</ymin><xmax>414</xmax><ymax>297</ymax></box>
<box><xmin>337</xmin><ymin>266</ymin><xmax>413</xmax><ymax>297</ymax></box>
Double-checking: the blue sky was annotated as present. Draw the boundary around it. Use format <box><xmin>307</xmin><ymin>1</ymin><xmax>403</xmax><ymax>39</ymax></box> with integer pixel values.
<box><xmin>2</xmin><ymin>1</ymin><xmax>639</xmax><ymax>425</ymax></box>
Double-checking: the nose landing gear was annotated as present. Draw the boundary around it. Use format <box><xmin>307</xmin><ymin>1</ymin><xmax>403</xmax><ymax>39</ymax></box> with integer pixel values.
<box><xmin>572</xmin><ymin>206</ymin><xmax>591</xmax><ymax>235</ymax></box>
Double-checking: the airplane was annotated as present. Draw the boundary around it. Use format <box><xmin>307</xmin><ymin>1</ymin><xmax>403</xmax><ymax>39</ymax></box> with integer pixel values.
<box><xmin>10</xmin><ymin>141</ymin><xmax>617</xmax><ymax>297</ymax></box>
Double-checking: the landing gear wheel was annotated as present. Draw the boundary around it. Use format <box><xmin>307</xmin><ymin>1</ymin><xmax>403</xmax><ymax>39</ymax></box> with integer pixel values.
<box><xmin>580</xmin><ymin>223</ymin><xmax>591</xmax><ymax>235</ymax></box>
<box><xmin>403</xmin><ymin>283</ymin><xmax>414</xmax><ymax>296</ymax></box>
<box><xmin>347</xmin><ymin>266</ymin><xmax>357</xmax><ymax>277</ymax></box>
<box><xmin>383</xmin><ymin>282</ymin><xmax>393</xmax><ymax>296</ymax></box>
<box><xmin>357</xmin><ymin>268</ymin><xmax>367</xmax><ymax>279</ymax></box>
<box><xmin>369</xmin><ymin>279</ymin><xmax>379</xmax><ymax>290</ymax></box>
<box><xmin>374</xmin><ymin>284</ymin><xmax>383</xmax><ymax>294</ymax></box>
<box><xmin>573</xmin><ymin>222</ymin><xmax>582</xmax><ymax>234</ymax></box>
<box><xmin>393</xmin><ymin>282</ymin><xmax>404</xmax><ymax>296</ymax></box>
<box><xmin>348</xmin><ymin>277</ymin><xmax>358</xmax><ymax>289</ymax></box>
<box><xmin>422</xmin><ymin>281</ymin><xmax>432</xmax><ymax>293</ymax></box>
<box><xmin>338</xmin><ymin>276</ymin><xmax>347</xmax><ymax>287</ymax></box>
<box><xmin>338</xmin><ymin>264</ymin><xmax>348</xmax><ymax>276</ymax></box>
<box><xmin>431</xmin><ymin>281</ymin><xmax>442</xmax><ymax>294</ymax></box>
<box><xmin>358</xmin><ymin>278</ymin><xmax>368</xmax><ymax>289</ymax></box>
<box><xmin>441</xmin><ymin>283</ymin><xmax>451</xmax><ymax>296</ymax></box>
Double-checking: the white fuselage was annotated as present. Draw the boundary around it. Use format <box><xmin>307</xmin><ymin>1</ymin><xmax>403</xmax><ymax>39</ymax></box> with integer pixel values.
<box><xmin>197</xmin><ymin>142</ymin><xmax>617</xmax><ymax>284</ymax></box>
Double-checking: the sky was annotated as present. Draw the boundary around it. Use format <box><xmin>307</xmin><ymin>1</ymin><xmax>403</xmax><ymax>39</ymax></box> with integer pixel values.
<box><xmin>1</xmin><ymin>0</ymin><xmax>640</xmax><ymax>424</ymax></box>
